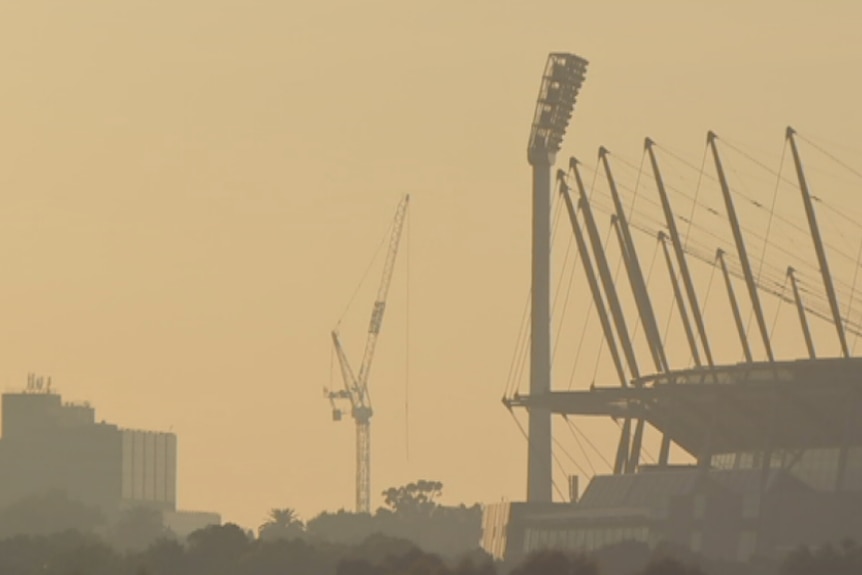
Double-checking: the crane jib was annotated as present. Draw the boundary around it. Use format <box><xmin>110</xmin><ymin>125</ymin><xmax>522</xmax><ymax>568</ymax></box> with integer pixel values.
<box><xmin>368</xmin><ymin>301</ymin><xmax>386</xmax><ymax>334</ymax></box>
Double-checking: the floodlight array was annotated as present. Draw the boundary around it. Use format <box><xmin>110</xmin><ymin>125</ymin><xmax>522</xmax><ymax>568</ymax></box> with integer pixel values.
<box><xmin>528</xmin><ymin>53</ymin><xmax>589</xmax><ymax>157</ymax></box>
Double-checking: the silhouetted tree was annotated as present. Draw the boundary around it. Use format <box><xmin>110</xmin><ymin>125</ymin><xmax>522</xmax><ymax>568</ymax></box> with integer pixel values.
<box><xmin>453</xmin><ymin>554</ymin><xmax>497</xmax><ymax>575</ymax></box>
<box><xmin>510</xmin><ymin>550</ymin><xmax>597</xmax><ymax>575</ymax></box>
<box><xmin>781</xmin><ymin>540</ymin><xmax>862</xmax><ymax>575</ymax></box>
<box><xmin>241</xmin><ymin>536</ymin><xmax>340</xmax><ymax>575</ymax></box>
<box><xmin>382</xmin><ymin>480</ymin><xmax>444</xmax><ymax>515</ymax></box>
<box><xmin>355</xmin><ymin>532</ymin><xmax>420</xmax><ymax>564</ymax></box>
<box><xmin>30</xmin><ymin>530</ymin><xmax>120</xmax><ymax>575</ymax></box>
<box><xmin>108</xmin><ymin>505</ymin><xmax>174</xmax><ymax>552</ymax></box>
<box><xmin>133</xmin><ymin>537</ymin><xmax>187</xmax><ymax>575</ymax></box>
<box><xmin>0</xmin><ymin>524</ymin><xmax>785</xmax><ymax>575</ymax></box>
<box><xmin>593</xmin><ymin>541</ymin><xmax>651</xmax><ymax>575</ymax></box>
<box><xmin>337</xmin><ymin>557</ymin><xmax>378</xmax><ymax>575</ymax></box>
<box><xmin>640</xmin><ymin>556</ymin><xmax>706</xmax><ymax>575</ymax></box>
<box><xmin>307</xmin><ymin>487</ymin><xmax>481</xmax><ymax>559</ymax></box>
<box><xmin>258</xmin><ymin>507</ymin><xmax>305</xmax><ymax>541</ymax></box>
<box><xmin>186</xmin><ymin>523</ymin><xmax>252</xmax><ymax>574</ymax></box>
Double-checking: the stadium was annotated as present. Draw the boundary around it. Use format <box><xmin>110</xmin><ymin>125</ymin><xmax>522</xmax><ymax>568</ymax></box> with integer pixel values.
<box><xmin>481</xmin><ymin>53</ymin><xmax>862</xmax><ymax>563</ymax></box>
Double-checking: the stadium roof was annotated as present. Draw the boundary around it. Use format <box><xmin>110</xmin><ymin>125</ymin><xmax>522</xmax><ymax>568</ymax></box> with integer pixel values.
<box><xmin>508</xmin><ymin>357</ymin><xmax>862</xmax><ymax>456</ymax></box>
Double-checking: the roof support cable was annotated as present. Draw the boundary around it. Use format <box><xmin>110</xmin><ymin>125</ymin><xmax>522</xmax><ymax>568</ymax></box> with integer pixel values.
<box><xmin>613</xmin><ymin>418</ymin><xmax>657</xmax><ymax>465</ymax></box>
<box><xmin>847</xmin><ymin>237</ymin><xmax>862</xmax><ymax>339</ymax></box>
<box><xmin>503</xmin><ymin>291</ymin><xmax>531</xmax><ymax>399</ymax></box>
<box><xmin>566</xmin><ymin>416</ymin><xmax>614</xmax><ymax>472</ymax></box>
<box><xmin>552</xmin><ymin>432</ymin><xmax>590</xmax><ymax>478</ymax></box>
<box><xmin>628</xmin><ymin>149</ymin><xmax>647</xmax><ymax>222</ymax></box>
<box><xmin>798</xmin><ymin>131</ymin><xmax>862</xmax><ymax>182</ymax></box>
<box><xmin>560</xmin><ymin>415</ymin><xmax>596</xmax><ymax>477</ymax></box>
<box><xmin>632</xmin><ymin>240</ymin><xmax>661</xmax><ymax>347</ymax></box>
<box><xmin>854</xmin><ymin>325</ymin><xmax>861</xmax><ymax>356</ymax></box>
<box><xmin>552</xmin><ymin>244</ymin><xmax>579</xmax><ymax>366</ymax></box>
<box><xmin>700</xmin><ymin>254</ymin><xmax>718</xmax><ymax>322</ymax></box>
<box><xmin>683</xmin><ymin>143</ymin><xmax>710</xmax><ymax>250</ymax></box>
<box><xmin>504</xmin><ymin>292</ymin><xmax>531</xmax><ymax>400</ymax></box>
<box><xmin>588</xmin><ymin>222</ymin><xmax>620</xmax><ymax>386</ymax></box>
<box><xmin>550</xmin><ymin>237</ymin><xmax>575</xmax><ymax>348</ymax></box>
<box><xmin>506</xmin><ymin>409</ymin><xmax>567</xmax><ymax>502</ymax></box>
<box><xmin>755</xmin><ymin>141</ymin><xmax>787</xmax><ymax>284</ymax></box>
<box><xmin>567</xmin><ymin>296</ymin><xmax>594</xmax><ymax>391</ymax></box>
<box><xmin>551</xmin><ymin>169</ymin><xmax>596</xmax><ymax>368</ymax></box>
<box><xmin>769</xmin><ymin>275</ymin><xmax>789</xmax><ymax>342</ymax></box>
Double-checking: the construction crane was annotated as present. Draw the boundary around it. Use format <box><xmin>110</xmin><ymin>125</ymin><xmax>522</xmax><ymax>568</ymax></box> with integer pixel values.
<box><xmin>324</xmin><ymin>194</ymin><xmax>410</xmax><ymax>514</ymax></box>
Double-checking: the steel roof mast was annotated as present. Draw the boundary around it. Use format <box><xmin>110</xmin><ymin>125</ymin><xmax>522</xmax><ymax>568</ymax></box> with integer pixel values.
<box><xmin>659</xmin><ymin>232</ymin><xmax>702</xmax><ymax>368</ymax></box>
<box><xmin>600</xmin><ymin>150</ymin><xmax>669</xmax><ymax>375</ymax></box>
<box><xmin>326</xmin><ymin>195</ymin><xmax>410</xmax><ymax>514</ymax></box>
<box><xmin>786</xmin><ymin>127</ymin><xmax>849</xmax><ymax>357</ymax></box>
<box><xmin>716</xmin><ymin>249</ymin><xmax>753</xmax><ymax>363</ymax></box>
<box><xmin>570</xmin><ymin>160</ymin><xmax>647</xmax><ymax>474</ymax></box>
<box><xmin>557</xmin><ymin>172</ymin><xmax>627</xmax><ymax>388</ymax></box>
<box><xmin>787</xmin><ymin>266</ymin><xmax>816</xmax><ymax>359</ymax></box>
<box><xmin>601</xmin><ymin>149</ymin><xmax>673</xmax><ymax>467</ymax></box>
<box><xmin>708</xmin><ymin>132</ymin><xmax>773</xmax><ymax>361</ymax></box>
<box><xmin>557</xmin><ymin>171</ymin><xmax>634</xmax><ymax>475</ymax></box>
<box><xmin>646</xmin><ymin>139</ymin><xmax>714</xmax><ymax>367</ymax></box>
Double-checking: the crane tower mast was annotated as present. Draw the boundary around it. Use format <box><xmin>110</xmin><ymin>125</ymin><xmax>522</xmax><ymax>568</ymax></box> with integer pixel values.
<box><xmin>326</xmin><ymin>194</ymin><xmax>410</xmax><ymax>514</ymax></box>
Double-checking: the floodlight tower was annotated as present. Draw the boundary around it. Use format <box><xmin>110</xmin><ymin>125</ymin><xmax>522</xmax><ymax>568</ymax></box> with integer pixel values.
<box><xmin>526</xmin><ymin>53</ymin><xmax>588</xmax><ymax>502</ymax></box>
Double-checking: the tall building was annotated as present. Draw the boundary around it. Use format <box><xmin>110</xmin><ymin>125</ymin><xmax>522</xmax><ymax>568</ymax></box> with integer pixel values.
<box><xmin>0</xmin><ymin>376</ymin><xmax>218</xmax><ymax>535</ymax></box>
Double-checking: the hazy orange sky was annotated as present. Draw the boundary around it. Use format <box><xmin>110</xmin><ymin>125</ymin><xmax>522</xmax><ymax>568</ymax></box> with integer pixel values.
<box><xmin>2</xmin><ymin>1</ymin><xmax>862</xmax><ymax>528</ymax></box>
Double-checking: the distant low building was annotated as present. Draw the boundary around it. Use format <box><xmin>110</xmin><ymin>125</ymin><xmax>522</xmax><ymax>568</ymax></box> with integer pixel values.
<box><xmin>163</xmin><ymin>509</ymin><xmax>223</xmax><ymax>538</ymax></box>
<box><xmin>0</xmin><ymin>376</ymin><xmax>219</xmax><ymax>532</ymax></box>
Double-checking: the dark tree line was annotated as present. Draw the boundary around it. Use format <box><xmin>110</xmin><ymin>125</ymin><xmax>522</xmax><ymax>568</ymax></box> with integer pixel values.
<box><xmin>780</xmin><ymin>540</ymin><xmax>862</xmax><ymax>575</ymax></box>
<box><xmin>0</xmin><ymin>484</ymin><xmax>859</xmax><ymax>575</ymax></box>
<box><xmin>0</xmin><ymin>522</ymin><xmax>857</xmax><ymax>575</ymax></box>
<box><xmin>0</xmin><ymin>526</ymin><xmax>488</xmax><ymax>575</ymax></box>
<box><xmin>259</xmin><ymin>480</ymin><xmax>483</xmax><ymax>558</ymax></box>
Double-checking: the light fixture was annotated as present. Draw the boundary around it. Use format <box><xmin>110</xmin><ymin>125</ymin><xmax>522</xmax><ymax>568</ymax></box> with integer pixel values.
<box><xmin>528</xmin><ymin>53</ymin><xmax>588</xmax><ymax>162</ymax></box>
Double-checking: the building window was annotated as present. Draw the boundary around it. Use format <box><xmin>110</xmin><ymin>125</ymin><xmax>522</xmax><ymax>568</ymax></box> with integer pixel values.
<box><xmin>712</xmin><ymin>453</ymin><xmax>734</xmax><ymax>469</ymax></box>
<box><xmin>788</xmin><ymin>448</ymin><xmax>840</xmax><ymax>491</ymax></box>
<box><xmin>523</xmin><ymin>529</ymin><xmax>535</xmax><ymax>552</ymax></box>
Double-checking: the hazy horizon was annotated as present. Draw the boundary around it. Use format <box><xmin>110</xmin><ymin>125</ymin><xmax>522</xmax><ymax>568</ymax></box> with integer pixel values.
<box><xmin>2</xmin><ymin>0</ymin><xmax>862</xmax><ymax>528</ymax></box>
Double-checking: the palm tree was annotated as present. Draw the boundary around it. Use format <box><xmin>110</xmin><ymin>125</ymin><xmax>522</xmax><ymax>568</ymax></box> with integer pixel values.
<box><xmin>258</xmin><ymin>508</ymin><xmax>304</xmax><ymax>541</ymax></box>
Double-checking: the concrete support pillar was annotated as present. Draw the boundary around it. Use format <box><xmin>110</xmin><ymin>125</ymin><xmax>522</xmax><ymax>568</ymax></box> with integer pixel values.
<box><xmin>527</xmin><ymin>152</ymin><xmax>554</xmax><ymax>503</ymax></box>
